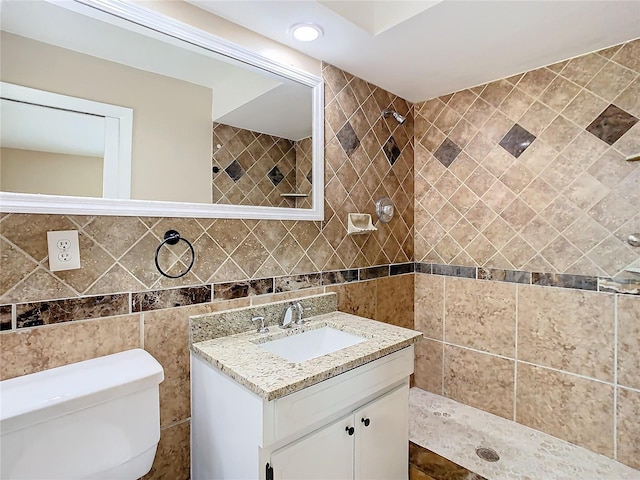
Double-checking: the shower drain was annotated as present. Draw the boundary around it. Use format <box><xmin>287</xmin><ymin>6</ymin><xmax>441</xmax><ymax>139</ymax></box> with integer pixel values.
<box><xmin>475</xmin><ymin>447</ymin><xmax>500</xmax><ymax>462</ymax></box>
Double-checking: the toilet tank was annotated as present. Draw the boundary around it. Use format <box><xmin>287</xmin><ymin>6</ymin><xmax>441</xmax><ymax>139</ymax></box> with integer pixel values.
<box><xmin>0</xmin><ymin>349</ymin><xmax>164</xmax><ymax>480</ymax></box>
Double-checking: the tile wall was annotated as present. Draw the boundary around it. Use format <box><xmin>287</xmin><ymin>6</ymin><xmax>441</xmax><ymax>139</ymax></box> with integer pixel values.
<box><xmin>1</xmin><ymin>30</ymin><xmax>639</xmax><ymax>476</ymax></box>
<box><xmin>212</xmin><ymin>122</ymin><xmax>303</xmax><ymax>207</ymax></box>
<box><xmin>414</xmin><ymin>39</ymin><xmax>639</xmax><ymax>278</ymax></box>
<box><xmin>413</xmin><ymin>38</ymin><xmax>639</xmax><ymax>470</ymax></box>
<box><xmin>0</xmin><ymin>63</ymin><xmax>413</xmax><ymax>479</ymax></box>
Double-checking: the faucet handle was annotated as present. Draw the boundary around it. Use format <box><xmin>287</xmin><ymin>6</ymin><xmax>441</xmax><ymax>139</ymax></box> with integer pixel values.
<box><xmin>251</xmin><ymin>316</ymin><xmax>269</xmax><ymax>334</ymax></box>
<box><xmin>293</xmin><ymin>302</ymin><xmax>312</xmax><ymax>325</ymax></box>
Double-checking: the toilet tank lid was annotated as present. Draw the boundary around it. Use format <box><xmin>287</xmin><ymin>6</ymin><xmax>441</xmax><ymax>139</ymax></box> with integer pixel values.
<box><xmin>0</xmin><ymin>349</ymin><xmax>164</xmax><ymax>431</ymax></box>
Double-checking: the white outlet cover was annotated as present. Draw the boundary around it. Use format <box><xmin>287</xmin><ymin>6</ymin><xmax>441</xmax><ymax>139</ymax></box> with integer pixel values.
<box><xmin>47</xmin><ymin>230</ymin><xmax>81</xmax><ymax>271</ymax></box>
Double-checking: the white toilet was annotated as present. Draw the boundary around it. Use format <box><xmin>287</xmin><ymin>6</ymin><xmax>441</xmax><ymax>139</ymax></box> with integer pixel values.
<box><xmin>0</xmin><ymin>349</ymin><xmax>164</xmax><ymax>479</ymax></box>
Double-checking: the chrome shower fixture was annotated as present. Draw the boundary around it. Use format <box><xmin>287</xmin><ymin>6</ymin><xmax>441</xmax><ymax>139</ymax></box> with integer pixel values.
<box><xmin>382</xmin><ymin>108</ymin><xmax>406</xmax><ymax>125</ymax></box>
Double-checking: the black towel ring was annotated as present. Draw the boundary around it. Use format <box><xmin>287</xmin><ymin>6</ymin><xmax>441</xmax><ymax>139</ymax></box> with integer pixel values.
<box><xmin>154</xmin><ymin>230</ymin><xmax>195</xmax><ymax>279</ymax></box>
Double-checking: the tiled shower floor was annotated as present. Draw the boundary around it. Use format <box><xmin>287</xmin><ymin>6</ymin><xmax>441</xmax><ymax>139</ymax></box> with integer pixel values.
<box><xmin>409</xmin><ymin>388</ymin><xmax>640</xmax><ymax>480</ymax></box>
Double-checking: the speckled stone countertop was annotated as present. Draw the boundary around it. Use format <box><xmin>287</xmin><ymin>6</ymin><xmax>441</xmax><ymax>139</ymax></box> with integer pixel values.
<box><xmin>191</xmin><ymin>311</ymin><xmax>421</xmax><ymax>401</ymax></box>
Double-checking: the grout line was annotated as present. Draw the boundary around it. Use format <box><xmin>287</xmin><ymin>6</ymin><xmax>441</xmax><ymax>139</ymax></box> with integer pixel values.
<box><xmin>441</xmin><ymin>338</ymin><xmax>623</xmax><ymax>389</ymax></box>
<box><xmin>160</xmin><ymin>417</ymin><xmax>190</xmax><ymax>431</ymax></box>
<box><xmin>442</xmin><ymin>276</ymin><xmax>446</xmax><ymax>395</ymax></box>
<box><xmin>11</xmin><ymin>304</ymin><xmax>16</xmax><ymax>330</ymax></box>
<box><xmin>140</xmin><ymin>312</ymin><xmax>145</xmax><ymax>349</ymax></box>
<box><xmin>513</xmin><ymin>284</ymin><xmax>519</xmax><ymax>422</ymax></box>
<box><xmin>613</xmin><ymin>293</ymin><xmax>618</xmax><ymax>459</ymax></box>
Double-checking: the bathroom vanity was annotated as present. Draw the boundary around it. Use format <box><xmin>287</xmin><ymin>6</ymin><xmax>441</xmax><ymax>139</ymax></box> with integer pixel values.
<box><xmin>190</xmin><ymin>295</ymin><xmax>420</xmax><ymax>480</ymax></box>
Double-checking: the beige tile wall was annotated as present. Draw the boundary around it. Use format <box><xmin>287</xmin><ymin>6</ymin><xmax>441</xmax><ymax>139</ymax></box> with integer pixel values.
<box><xmin>414</xmin><ymin>39</ymin><xmax>639</xmax><ymax>278</ymax></box>
<box><xmin>414</xmin><ymin>274</ymin><xmax>639</xmax><ymax>468</ymax></box>
<box><xmin>412</xmin><ymin>38</ymin><xmax>639</xmax><ymax>470</ymax></box>
<box><xmin>0</xmin><ymin>275</ymin><xmax>412</xmax><ymax>479</ymax></box>
<box><xmin>0</xmin><ymin>64</ymin><xmax>413</xmax><ymax>305</ymax></box>
<box><xmin>211</xmin><ymin>122</ymin><xmax>299</xmax><ymax>207</ymax></box>
<box><xmin>0</xmin><ymin>63</ymin><xmax>413</xmax><ymax>479</ymax></box>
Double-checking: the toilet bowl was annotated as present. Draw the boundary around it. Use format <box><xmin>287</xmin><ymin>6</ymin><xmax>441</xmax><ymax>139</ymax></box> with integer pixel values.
<box><xmin>0</xmin><ymin>349</ymin><xmax>164</xmax><ymax>479</ymax></box>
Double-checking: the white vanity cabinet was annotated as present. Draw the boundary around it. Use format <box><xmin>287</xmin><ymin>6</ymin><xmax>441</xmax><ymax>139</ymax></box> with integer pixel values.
<box><xmin>191</xmin><ymin>345</ymin><xmax>414</xmax><ymax>480</ymax></box>
<box><xmin>271</xmin><ymin>384</ymin><xmax>408</xmax><ymax>480</ymax></box>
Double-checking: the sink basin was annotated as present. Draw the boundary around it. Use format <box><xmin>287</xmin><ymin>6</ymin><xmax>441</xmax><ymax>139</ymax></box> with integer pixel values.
<box><xmin>258</xmin><ymin>326</ymin><xmax>366</xmax><ymax>363</ymax></box>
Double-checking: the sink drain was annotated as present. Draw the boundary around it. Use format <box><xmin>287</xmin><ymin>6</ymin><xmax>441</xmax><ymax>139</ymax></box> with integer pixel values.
<box><xmin>475</xmin><ymin>447</ymin><xmax>500</xmax><ymax>462</ymax></box>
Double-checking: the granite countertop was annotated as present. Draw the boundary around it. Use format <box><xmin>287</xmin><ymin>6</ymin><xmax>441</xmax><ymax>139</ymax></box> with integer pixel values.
<box><xmin>191</xmin><ymin>311</ymin><xmax>421</xmax><ymax>401</ymax></box>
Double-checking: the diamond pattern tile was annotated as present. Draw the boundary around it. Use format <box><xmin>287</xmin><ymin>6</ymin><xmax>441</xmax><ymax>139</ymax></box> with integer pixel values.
<box><xmin>213</xmin><ymin>122</ymin><xmax>301</xmax><ymax>207</ymax></box>
<box><xmin>434</xmin><ymin>138</ymin><xmax>462</xmax><ymax>168</ymax></box>
<box><xmin>586</xmin><ymin>104</ymin><xmax>638</xmax><ymax>146</ymax></box>
<box><xmin>383</xmin><ymin>136</ymin><xmax>402</xmax><ymax>165</ymax></box>
<box><xmin>267</xmin><ymin>165</ymin><xmax>284</xmax><ymax>186</ymax></box>
<box><xmin>499</xmin><ymin>124</ymin><xmax>536</xmax><ymax>158</ymax></box>
<box><xmin>414</xmin><ymin>37</ymin><xmax>640</xmax><ymax>276</ymax></box>
<box><xmin>336</xmin><ymin>121</ymin><xmax>360</xmax><ymax>157</ymax></box>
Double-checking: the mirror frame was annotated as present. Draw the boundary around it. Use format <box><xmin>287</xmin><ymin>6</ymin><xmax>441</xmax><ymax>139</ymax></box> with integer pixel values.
<box><xmin>0</xmin><ymin>0</ymin><xmax>324</xmax><ymax>220</ymax></box>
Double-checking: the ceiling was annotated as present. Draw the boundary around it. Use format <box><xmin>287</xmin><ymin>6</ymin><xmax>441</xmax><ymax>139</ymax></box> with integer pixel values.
<box><xmin>187</xmin><ymin>0</ymin><xmax>640</xmax><ymax>103</ymax></box>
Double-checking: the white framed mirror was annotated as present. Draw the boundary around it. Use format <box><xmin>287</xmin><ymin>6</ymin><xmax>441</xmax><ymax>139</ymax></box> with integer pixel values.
<box><xmin>0</xmin><ymin>0</ymin><xmax>324</xmax><ymax>220</ymax></box>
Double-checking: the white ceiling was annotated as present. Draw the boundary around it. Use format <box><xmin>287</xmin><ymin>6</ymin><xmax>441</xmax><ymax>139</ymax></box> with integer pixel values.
<box><xmin>187</xmin><ymin>0</ymin><xmax>640</xmax><ymax>103</ymax></box>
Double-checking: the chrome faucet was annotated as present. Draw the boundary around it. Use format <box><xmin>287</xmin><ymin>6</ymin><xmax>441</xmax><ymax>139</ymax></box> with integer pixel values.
<box><xmin>292</xmin><ymin>302</ymin><xmax>310</xmax><ymax>325</ymax></box>
<box><xmin>251</xmin><ymin>316</ymin><xmax>269</xmax><ymax>334</ymax></box>
<box><xmin>280</xmin><ymin>302</ymin><xmax>311</xmax><ymax>328</ymax></box>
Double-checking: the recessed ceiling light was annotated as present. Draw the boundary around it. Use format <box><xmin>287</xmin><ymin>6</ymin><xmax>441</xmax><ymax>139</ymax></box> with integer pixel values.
<box><xmin>289</xmin><ymin>23</ymin><xmax>323</xmax><ymax>42</ymax></box>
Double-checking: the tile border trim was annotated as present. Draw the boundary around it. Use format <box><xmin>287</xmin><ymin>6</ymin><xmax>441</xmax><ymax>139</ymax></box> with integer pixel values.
<box><xmin>1</xmin><ymin>262</ymin><xmax>636</xmax><ymax>332</ymax></box>
<box><xmin>417</xmin><ymin>263</ymin><xmax>638</xmax><ymax>295</ymax></box>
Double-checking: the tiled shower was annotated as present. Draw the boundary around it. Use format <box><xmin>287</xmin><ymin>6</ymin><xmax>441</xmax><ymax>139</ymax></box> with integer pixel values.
<box><xmin>1</xmin><ymin>36</ymin><xmax>639</xmax><ymax>479</ymax></box>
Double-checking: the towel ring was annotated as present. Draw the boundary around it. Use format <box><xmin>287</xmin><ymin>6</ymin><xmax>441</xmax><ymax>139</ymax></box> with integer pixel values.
<box><xmin>154</xmin><ymin>230</ymin><xmax>195</xmax><ymax>279</ymax></box>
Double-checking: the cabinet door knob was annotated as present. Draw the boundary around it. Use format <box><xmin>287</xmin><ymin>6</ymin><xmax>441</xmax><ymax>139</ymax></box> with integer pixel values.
<box><xmin>361</xmin><ymin>417</ymin><xmax>370</xmax><ymax>427</ymax></box>
<box><xmin>345</xmin><ymin>426</ymin><xmax>355</xmax><ymax>436</ymax></box>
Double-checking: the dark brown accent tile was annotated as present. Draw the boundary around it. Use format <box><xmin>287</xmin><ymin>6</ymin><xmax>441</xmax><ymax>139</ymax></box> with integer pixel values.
<box><xmin>383</xmin><ymin>135</ymin><xmax>401</xmax><ymax>165</ymax></box>
<box><xmin>275</xmin><ymin>273</ymin><xmax>322</xmax><ymax>292</ymax></box>
<box><xmin>224</xmin><ymin>159</ymin><xmax>244</xmax><ymax>182</ymax></box>
<box><xmin>16</xmin><ymin>294</ymin><xmax>130</xmax><ymax>329</ymax></box>
<box><xmin>390</xmin><ymin>262</ymin><xmax>415</xmax><ymax>275</ymax></box>
<box><xmin>336</xmin><ymin>121</ymin><xmax>360</xmax><ymax>157</ymax></box>
<box><xmin>531</xmin><ymin>272</ymin><xmax>597</xmax><ymax>291</ymax></box>
<box><xmin>132</xmin><ymin>286</ymin><xmax>211</xmax><ymax>312</ymax></box>
<box><xmin>586</xmin><ymin>104</ymin><xmax>638</xmax><ymax>145</ymax></box>
<box><xmin>478</xmin><ymin>268</ymin><xmax>531</xmax><ymax>284</ymax></box>
<box><xmin>321</xmin><ymin>269</ymin><xmax>359</xmax><ymax>285</ymax></box>
<box><xmin>409</xmin><ymin>442</ymin><xmax>487</xmax><ymax>480</ymax></box>
<box><xmin>416</xmin><ymin>263</ymin><xmax>432</xmax><ymax>274</ymax></box>
<box><xmin>499</xmin><ymin>124</ymin><xmax>536</xmax><ymax>158</ymax></box>
<box><xmin>433</xmin><ymin>138</ymin><xmax>462</xmax><ymax>168</ymax></box>
<box><xmin>598</xmin><ymin>277</ymin><xmax>640</xmax><ymax>295</ymax></box>
<box><xmin>0</xmin><ymin>305</ymin><xmax>12</xmax><ymax>331</ymax></box>
<box><xmin>213</xmin><ymin>278</ymin><xmax>273</xmax><ymax>300</ymax></box>
<box><xmin>359</xmin><ymin>265</ymin><xmax>389</xmax><ymax>280</ymax></box>
<box><xmin>432</xmin><ymin>264</ymin><xmax>476</xmax><ymax>278</ymax></box>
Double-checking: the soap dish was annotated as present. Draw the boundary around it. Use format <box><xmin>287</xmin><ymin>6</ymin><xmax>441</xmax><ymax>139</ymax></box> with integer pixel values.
<box><xmin>347</xmin><ymin>213</ymin><xmax>377</xmax><ymax>235</ymax></box>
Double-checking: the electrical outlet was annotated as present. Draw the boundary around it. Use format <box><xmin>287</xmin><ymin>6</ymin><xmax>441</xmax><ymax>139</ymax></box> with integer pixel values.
<box><xmin>47</xmin><ymin>230</ymin><xmax>81</xmax><ymax>271</ymax></box>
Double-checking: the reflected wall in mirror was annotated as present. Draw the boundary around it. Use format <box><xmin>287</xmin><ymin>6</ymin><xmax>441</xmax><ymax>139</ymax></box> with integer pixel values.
<box><xmin>0</xmin><ymin>0</ymin><xmax>323</xmax><ymax>219</ymax></box>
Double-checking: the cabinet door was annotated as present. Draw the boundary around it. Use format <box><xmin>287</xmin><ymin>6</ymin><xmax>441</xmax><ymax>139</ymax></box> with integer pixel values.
<box><xmin>271</xmin><ymin>414</ymin><xmax>354</xmax><ymax>480</ymax></box>
<box><xmin>354</xmin><ymin>385</ymin><xmax>409</xmax><ymax>480</ymax></box>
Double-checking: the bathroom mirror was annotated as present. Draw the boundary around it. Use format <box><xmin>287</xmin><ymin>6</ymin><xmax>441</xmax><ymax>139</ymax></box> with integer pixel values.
<box><xmin>0</xmin><ymin>0</ymin><xmax>324</xmax><ymax>220</ymax></box>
